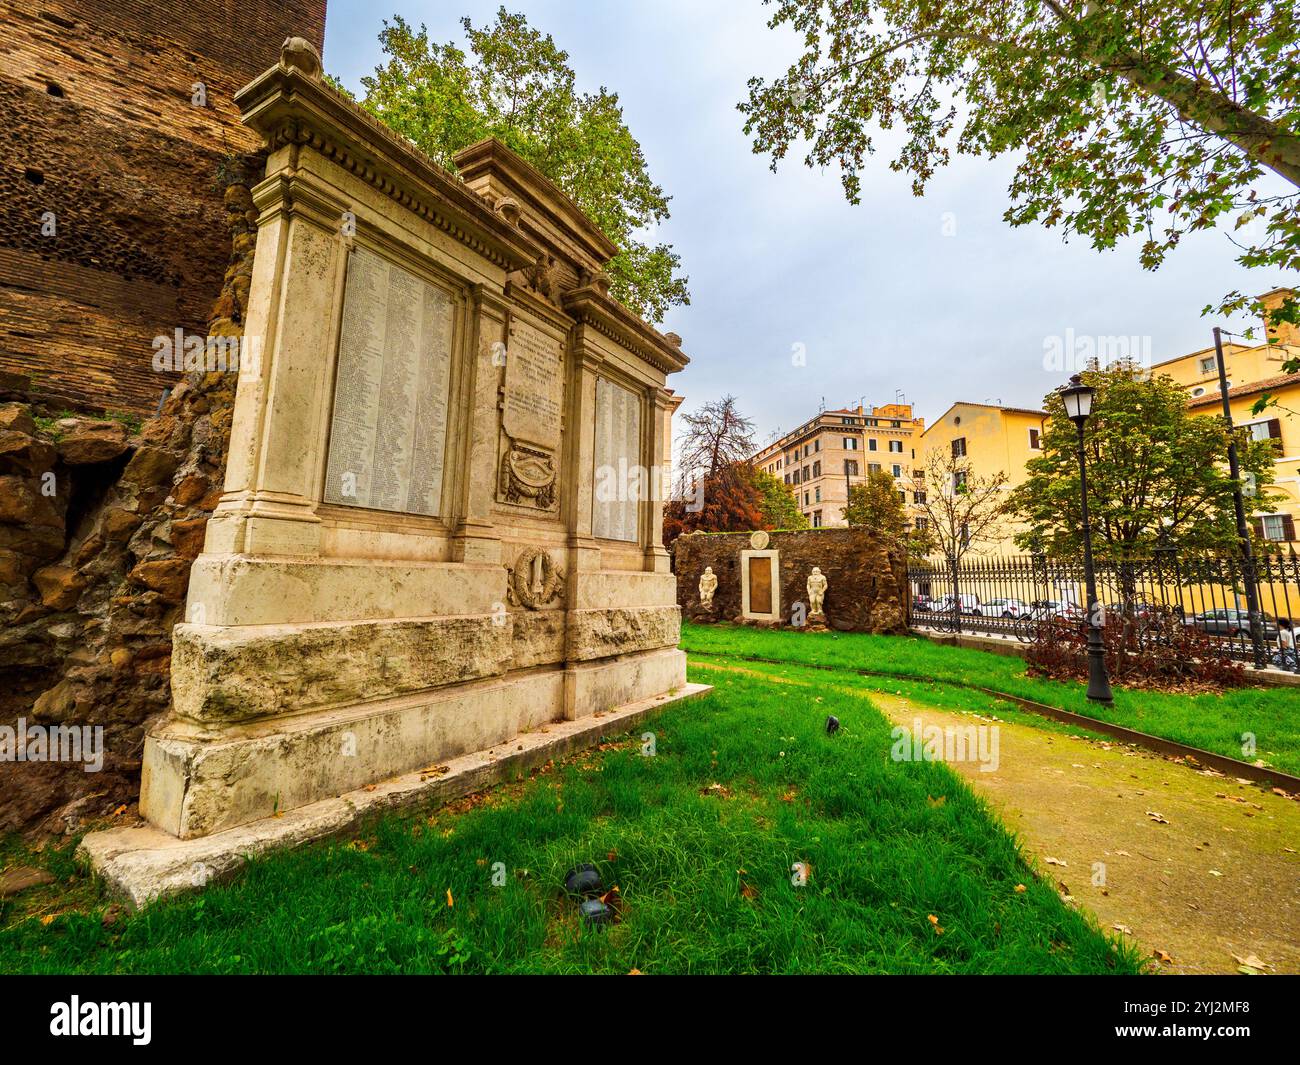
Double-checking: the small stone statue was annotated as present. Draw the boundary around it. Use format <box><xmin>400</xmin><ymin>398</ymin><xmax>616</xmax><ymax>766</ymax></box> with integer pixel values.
<box><xmin>806</xmin><ymin>567</ymin><xmax>827</xmax><ymax>615</ymax></box>
<box><xmin>698</xmin><ymin>566</ymin><xmax>718</xmax><ymax>609</ymax></box>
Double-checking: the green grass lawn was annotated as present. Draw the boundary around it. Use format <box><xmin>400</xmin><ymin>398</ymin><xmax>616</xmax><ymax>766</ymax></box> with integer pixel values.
<box><xmin>0</xmin><ymin>663</ymin><xmax>1138</xmax><ymax>975</ymax></box>
<box><xmin>682</xmin><ymin>623</ymin><xmax>1300</xmax><ymax>777</ymax></box>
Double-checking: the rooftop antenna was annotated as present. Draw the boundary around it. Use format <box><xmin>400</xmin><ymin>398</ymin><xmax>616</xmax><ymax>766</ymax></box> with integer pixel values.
<box><xmin>895</xmin><ymin>389</ymin><xmax>906</xmax><ymax>406</ymax></box>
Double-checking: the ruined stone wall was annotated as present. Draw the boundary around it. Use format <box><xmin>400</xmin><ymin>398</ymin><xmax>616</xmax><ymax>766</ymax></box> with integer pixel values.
<box><xmin>0</xmin><ymin>179</ymin><xmax>257</xmax><ymax>836</ymax></box>
<box><xmin>0</xmin><ymin>0</ymin><xmax>325</xmax><ymax>414</ymax></box>
<box><xmin>671</xmin><ymin>528</ymin><xmax>909</xmax><ymax>634</ymax></box>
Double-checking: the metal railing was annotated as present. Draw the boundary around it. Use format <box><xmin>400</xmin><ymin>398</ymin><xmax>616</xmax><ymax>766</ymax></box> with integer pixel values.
<box><xmin>908</xmin><ymin>551</ymin><xmax>1300</xmax><ymax>673</ymax></box>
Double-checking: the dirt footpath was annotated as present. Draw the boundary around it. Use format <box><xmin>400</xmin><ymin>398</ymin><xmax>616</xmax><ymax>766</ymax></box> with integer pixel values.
<box><xmin>870</xmin><ymin>691</ymin><xmax>1300</xmax><ymax>975</ymax></box>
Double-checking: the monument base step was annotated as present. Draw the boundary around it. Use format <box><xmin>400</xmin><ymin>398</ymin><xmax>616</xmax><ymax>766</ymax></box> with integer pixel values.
<box><xmin>79</xmin><ymin>681</ymin><xmax>712</xmax><ymax>909</ymax></box>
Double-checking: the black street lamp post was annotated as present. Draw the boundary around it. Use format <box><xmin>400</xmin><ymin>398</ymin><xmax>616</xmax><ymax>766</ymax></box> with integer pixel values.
<box><xmin>1059</xmin><ymin>374</ymin><xmax>1114</xmax><ymax>705</ymax></box>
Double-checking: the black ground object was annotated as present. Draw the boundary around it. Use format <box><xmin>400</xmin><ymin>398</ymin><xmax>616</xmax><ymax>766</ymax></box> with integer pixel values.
<box><xmin>563</xmin><ymin>864</ymin><xmax>604</xmax><ymax>898</ymax></box>
<box><xmin>825</xmin><ymin>715</ymin><xmax>840</xmax><ymax>735</ymax></box>
<box><xmin>579</xmin><ymin>898</ymin><xmax>614</xmax><ymax>927</ymax></box>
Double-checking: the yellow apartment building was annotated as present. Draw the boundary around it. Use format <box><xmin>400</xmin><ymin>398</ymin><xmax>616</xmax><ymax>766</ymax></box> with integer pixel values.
<box><xmin>1153</xmin><ymin>287</ymin><xmax>1300</xmax><ymax>547</ymax></box>
<box><xmin>917</xmin><ymin>402</ymin><xmax>1047</xmax><ymax>549</ymax></box>
<box><xmin>752</xmin><ymin>403</ymin><xmax>925</xmax><ymax>528</ymax></box>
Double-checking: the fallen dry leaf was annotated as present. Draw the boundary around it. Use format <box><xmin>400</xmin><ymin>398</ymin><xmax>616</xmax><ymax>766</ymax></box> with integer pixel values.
<box><xmin>1014</xmin><ymin>884</ymin><xmax>1027</xmax><ymax>894</ymax></box>
<box><xmin>446</xmin><ymin>888</ymin><xmax>454</xmax><ymax>908</ymax></box>
<box><xmin>1154</xmin><ymin>949</ymin><xmax>1174</xmax><ymax>965</ymax></box>
<box><xmin>1146</xmin><ymin>810</ymin><xmax>1169</xmax><ymax>824</ymax></box>
<box><xmin>1045</xmin><ymin>856</ymin><xmax>1068</xmax><ymax>867</ymax></box>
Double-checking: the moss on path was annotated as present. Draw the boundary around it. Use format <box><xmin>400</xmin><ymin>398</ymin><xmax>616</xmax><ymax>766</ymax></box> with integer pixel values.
<box><xmin>870</xmin><ymin>691</ymin><xmax>1300</xmax><ymax>975</ymax></box>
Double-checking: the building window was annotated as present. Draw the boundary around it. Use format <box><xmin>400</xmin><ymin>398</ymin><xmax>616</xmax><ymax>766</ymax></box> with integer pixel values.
<box><xmin>814</xmin><ymin>438</ymin><xmax>820</xmax><ymax>452</ymax></box>
<box><xmin>897</xmin><ymin>490</ymin><xmax>906</xmax><ymax>503</ymax></box>
<box><xmin>892</xmin><ymin>464</ymin><xmax>902</xmax><ymax>478</ymax></box>
<box><xmin>914</xmin><ymin>490</ymin><xmax>926</xmax><ymax>504</ymax></box>
<box><xmin>914</xmin><ymin>517</ymin><xmax>928</xmax><ymax>531</ymax></box>
<box><xmin>868</xmin><ymin>462</ymin><xmax>881</xmax><ymax>474</ymax></box>
<box><xmin>951</xmin><ymin>437</ymin><xmax>967</xmax><ymax>458</ymax></box>
<box><xmin>844</xmin><ymin>437</ymin><xmax>859</xmax><ymax>450</ymax></box>
<box><xmin>889</xmin><ymin>439</ymin><xmax>903</xmax><ymax>453</ymax></box>
<box><xmin>791</xmin><ymin>469</ymin><xmax>800</xmax><ymax>485</ymax></box>
<box><xmin>845</xmin><ymin>459</ymin><xmax>859</xmax><ymax>476</ymax></box>
<box><xmin>815</xmin><ymin>487</ymin><xmax>821</xmax><ymax>502</ymax></box>
<box><xmin>812</xmin><ymin>510</ymin><xmax>823</xmax><ymax>528</ymax></box>
<box><xmin>1191</xmin><ymin>387</ymin><xmax>1207</xmax><ymax>398</ymax></box>
<box><xmin>802</xmin><ymin>466</ymin><xmax>810</xmax><ymax>481</ymax></box>
<box><xmin>1028</xmin><ymin>428</ymin><xmax>1041</xmax><ymax>449</ymax></box>
<box><xmin>1256</xmin><ymin>514</ymin><xmax>1296</xmax><ymax>541</ymax></box>
<box><xmin>952</xmin><ymin>470</ymin><xmax>967</xmax><ymax>492</ymax></box>
<box><xmin>784</xmin><ymin>474</ymin><xmax>791</xmax><ymax>485</ymax></box>
<box><xmin>812</xmin><ymin>460</ymin><xmax>821</xmax><ymax>478</ymax></box>
<box><xmin>868</xmin><ymin>438</ymin><xmax>878</xmax><ymax>451</ymax></box>
<box><xmin>1245</xmin><ymin>418</ymin><xmax>1283</xmax><ymax>450</ymax></box>
<box><xmin>804</xmin><ymin>491</ymin><xmax>810</xmax><ymax>506</ymax></box>
<box><xmin>1199</xmin><ymin>356</ymin><xmax>1216</xmax><ymax>374</ymax></box>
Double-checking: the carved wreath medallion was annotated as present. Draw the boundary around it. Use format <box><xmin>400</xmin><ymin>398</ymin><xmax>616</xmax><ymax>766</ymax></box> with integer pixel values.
<box><xmin>507</xmin><ymin>547</ymin><xmax>565</xmax><ymax>610</ymax></box>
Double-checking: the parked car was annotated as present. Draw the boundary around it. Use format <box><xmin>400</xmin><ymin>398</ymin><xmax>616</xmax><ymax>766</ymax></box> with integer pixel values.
<box><xmin>985</xmin><ymin>598</ymin><xmax>1030</xmax><ymax>618</ymax></box>
<box><xmin>1102</xmin><ymin>600</ymin><xmax>1162</xmax><ymax>620</ymax></box>
<box><xmin>935</xmin><ymin>594</ymin><xmax>982</xmax><ymax>616</ymax></box>
<box><xmin>1182</xmin><ymin>609</ymin><xmax>1279</xmax><ymax>640</ymax></box>
<box><xmin>913</xmin><ymin>594</ymin><xmax>935</xmax><ymax>613</ymax></box>
<box><xmin>1028</xmin><ymin>600</ymin><xmax>1084</xmax><ymax>621</ymax></box>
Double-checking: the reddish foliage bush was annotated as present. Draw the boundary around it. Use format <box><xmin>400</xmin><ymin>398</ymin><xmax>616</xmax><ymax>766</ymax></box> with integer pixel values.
<box><xmin>1024</xmin><ymin>609</ymin><xmax>1247</xmax><ymax>691</ymax></box>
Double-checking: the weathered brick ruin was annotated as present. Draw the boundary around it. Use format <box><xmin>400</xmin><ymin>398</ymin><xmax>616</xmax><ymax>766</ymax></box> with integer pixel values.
<box><xmin>1</xmin><ymin>0</ymin><xmax>325</xmax><ymax>415</ymax></box>
<box><xmin>672</xmin><ymin>528</ymin><xmax>909</xmax><ymax>634</ymax></box>
<box><xmin>0</xmin><ymin>1</ymin><xmax>325</xmax><ymax>835</ymax></box>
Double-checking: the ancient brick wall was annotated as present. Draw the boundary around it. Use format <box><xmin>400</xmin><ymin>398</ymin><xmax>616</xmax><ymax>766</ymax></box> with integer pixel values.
<box><xmin>672</xmin><ymin>528</ymin><xmax>909</xmax><ymax>634</ymax></box>
<box><xmin>0</xmin><ymin>0</ymin><xmax>326</xmax><ymax>414</ymax></box>
<box><xmin>0</xmin><ymin>177</ymin><xmax>255</xmax><ymax>838</ymax></box>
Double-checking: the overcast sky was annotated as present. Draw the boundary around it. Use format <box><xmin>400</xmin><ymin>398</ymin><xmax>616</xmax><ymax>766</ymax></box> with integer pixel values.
<box><xmin>323</xmin><ymin>0</ymin><xmax>1284</xmax><ymax>446</ymax></box>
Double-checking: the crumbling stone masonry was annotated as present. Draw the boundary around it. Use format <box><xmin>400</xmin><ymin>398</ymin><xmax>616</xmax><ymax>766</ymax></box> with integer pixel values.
<box><xmin>0</xmin><ymin>179</ymin><xmax>258</xmax><ymax>835</ymax></box>
<box><xmin>671</xmin><ymin>528</ymin><xmax>910</xmax><ymax>634</ymax></box>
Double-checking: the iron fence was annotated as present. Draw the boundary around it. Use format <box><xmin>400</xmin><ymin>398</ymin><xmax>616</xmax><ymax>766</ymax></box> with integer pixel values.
<box><xmin>908</xmin><ymin>551</ymin><xmax>1300</xmax><ymax>673</ymax></box>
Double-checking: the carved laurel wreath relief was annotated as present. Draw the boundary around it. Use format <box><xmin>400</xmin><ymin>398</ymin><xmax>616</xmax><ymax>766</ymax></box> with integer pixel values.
<box><xmin>506</xmin><ymin>547</ymin><xmax>565</xmax><ymax>609</ymax></box>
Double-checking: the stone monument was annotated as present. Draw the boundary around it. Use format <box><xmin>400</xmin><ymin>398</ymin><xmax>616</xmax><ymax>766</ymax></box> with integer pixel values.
<box><xmin>82</xmin><ymin>41</ymin><xmax>708</xmax><ymax>893</ymax></box>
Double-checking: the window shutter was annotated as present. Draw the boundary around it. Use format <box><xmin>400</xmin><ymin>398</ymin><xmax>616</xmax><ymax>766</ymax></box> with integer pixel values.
<box><xmin>1251</xmin><ymin>518</ymin><xmax>1265</xmax><ymax>539</ymax></box>
<box><xmin>1284</xmin><ymin>515</ymin><xmax>1297</xmax><ymax>542</ymax></box>
<box><xmin>1268</xmin><ymin>419</ymin><xmax>1282</xmax><ymax>439</ymax></box>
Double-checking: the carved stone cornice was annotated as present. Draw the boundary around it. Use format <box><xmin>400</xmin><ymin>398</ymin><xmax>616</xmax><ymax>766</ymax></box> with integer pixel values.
<box><xmin>563</xmin><ymin>286</ymin><xmax>690</xmax><ymax>376</ymax></box>
<box><xmin>234</xmin><ymin>62</ymin><xmax>541</xmax><ymax>275</ymax></box>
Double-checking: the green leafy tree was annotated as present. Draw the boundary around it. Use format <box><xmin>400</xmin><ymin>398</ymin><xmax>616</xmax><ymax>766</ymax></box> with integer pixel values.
<box><xmin>1008</xmin><ymin>363</ymin><xmax>1279</xmax><ymax>559</ymax></box>
<box><xmin>357</xmin><ymin>8</ymin><xmax>689</xmax><ymax>322</ymax></box>
<box><xmin>740</xmin><ymin>2</ymin><xmax>1300</xmax><ymax>340</ymax></box>
<box><xmin>753</xmin><ymin>467</ymin><xmax>809</xmax><ymax>529</ymax></box>
<box><xmin>842</xmin><ymin>469</ymin><xmax>908</xmax><ymax>536</ymax></box>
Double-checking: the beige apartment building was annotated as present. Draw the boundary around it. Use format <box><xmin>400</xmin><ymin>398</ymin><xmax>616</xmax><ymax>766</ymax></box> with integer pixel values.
<box><xmin>752</xmin><ymin>403</ymin><xmax>925</xmax><ymax>528</ymax></box>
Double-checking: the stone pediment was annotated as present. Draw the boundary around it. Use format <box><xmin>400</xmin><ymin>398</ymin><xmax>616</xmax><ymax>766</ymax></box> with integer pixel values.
<box><xmin>453</xmin><ymin>137</ymin><xmax>618</xmax><ymax>281</ymax></box>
